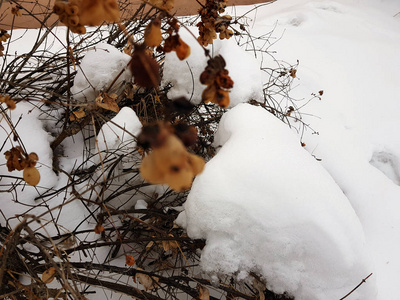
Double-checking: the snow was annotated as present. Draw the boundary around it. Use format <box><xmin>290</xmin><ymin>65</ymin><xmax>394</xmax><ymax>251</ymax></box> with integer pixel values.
<box><xmin>71</xmin><ymin>42</ymin><xmax>132</xmax><ymax>102</ymax></box>
<box><xmin>97</xmin><ymin>106</ymin><xmax>142</xmax><ymax>154</ymax></box>
<box><xmin>162</xmin><ymin>29</ymin><xmax>264</xmax><ymax>107</ymax></box>
<box><xmin>2</xmin><ymin>0</ymin><xmax>400</xmax><ymax>299</ymax></box>
<box><xmin>177</xmin><ymin>103</ymin><xmax>376</xmax><ymax>299</ymax></box>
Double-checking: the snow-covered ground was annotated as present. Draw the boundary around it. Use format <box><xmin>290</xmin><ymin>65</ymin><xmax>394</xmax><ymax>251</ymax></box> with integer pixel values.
<box><xmin>1</xmin><ymin>0</ymin><xmax>400</xmax><ymax>299</ymax></box>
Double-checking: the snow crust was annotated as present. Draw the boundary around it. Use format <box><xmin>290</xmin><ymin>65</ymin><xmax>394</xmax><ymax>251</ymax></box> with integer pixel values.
<box><xmin>178</xmin><ymin>104</ymin><xmax>376</xmax><ymax>299</ymax></box>
<box><xmin>71</xmin><ymin>43</ymin><xmax>131</xmax><ymax>102</ymax></box>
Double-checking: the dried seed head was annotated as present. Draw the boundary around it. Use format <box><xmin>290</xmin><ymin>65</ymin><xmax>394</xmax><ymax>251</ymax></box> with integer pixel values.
<box><xmin>175</xmin><ymin>38</ymin><xmax>191</xmax><ymax>60</ymax></box>
<box><xmin>144</xmin><ymin>18</ymin><xmax>163</xmax><ymax>48</ymax></box>
<box><xmin>23</xmin><ymin>167</ymin><xmax>40</xmax><ymax>186</ymax></box>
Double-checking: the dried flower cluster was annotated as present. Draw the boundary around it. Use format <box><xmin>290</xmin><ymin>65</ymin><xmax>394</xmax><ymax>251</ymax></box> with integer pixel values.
<box><xmin>53</xmin><ymin>0</ymin><xmax>120</xmax><ymax>34</ymax></box>
<box><xmin>0</xmin><ymin>30</ymin><xmax>11</xmax><ymax>56</ymax></box>
<box><xmin>0</xmin><ymin>94</ymin><xmax>16</xmax><ymax>110</ymax></box>
<box><xmin>138</xmin><ymin>122</ymin><xmax>204</xmax><ymax>192</ymax></box>
<box><xmin>197</xmin><ymin>0</ymin><xmax>233</xmax><ymax>46</ymax></box>
<box><xmin>11</xmin><ymin>6</ymin><xmax>23</xmax><ymax>17</ymax></box>
<box><xmin>200</xmin><ymin>55</ymin><xmax>233</xmax><ymax>108</ymax></box>
<box><xmin>4</xmin><ymin>146</ymin><xmax>40</xmax><ymax>186</ymax></box>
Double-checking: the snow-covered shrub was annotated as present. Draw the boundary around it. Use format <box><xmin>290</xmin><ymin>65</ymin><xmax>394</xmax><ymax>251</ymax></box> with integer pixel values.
<box><xmin>0</xmin><ymin>1</ymin><xmax>349</xmax><ymax>299</ymax></box>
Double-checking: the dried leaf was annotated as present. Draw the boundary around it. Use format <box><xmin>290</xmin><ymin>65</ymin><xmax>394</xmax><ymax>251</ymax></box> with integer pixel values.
<box><xmin>252</xmin><ymin>278</ymin><xmax>266</xmax><ymax>300</ymax></box>
<box><xmin>146</xmin><ymin>241</ymin><xmax>154</xmax><ymax>251</ymax></box>
<box><xmin>144</xmin><ymin>18</ymin><xmax>163</xmax><ymax>48</ymax></box>
<box><xmin>129</xmin><ymin>48</ymin><xmax>161</xmax><ymax>88</ymax></box>
<box><xmin>69</xmin><ymin>109</ymin><xmax>86</xmax><ymax>121</ymax></box>
<box><xmin>94</xmin><ymin>223</ymin><xmax>104</xmax><ymax>234</ymax></box>
<box><xmin>135</xmin><ymin>268</ymin><xmax>159</xmax><ymax>291</ymax></box>
<box><xmin>11</xmin><ymin>6</ymin><xmax>22</xmax><ymax>17</ymax></box>
<box><xmin>42</xmin><ymin>267</ymin><xmax>56</xmax><ymax>284</ymax></box>
<box><xmin>199</xmin><ymin>285</ymin><xmax>210</xmax><ymax>300</ymax></box>
<box><xmin>126</xmin><ymin>255</ymin><xmax>135</xmax><ymax>266</ymax></box>
<box><xmin>96</xmin><ymin>92</ymin><xmax>119</xmax><ymax>112</ymax></box>
<box><xmin>289</xmin><ymin>68</ymin><xmax>297</xmax><ymax>78</ymax></box>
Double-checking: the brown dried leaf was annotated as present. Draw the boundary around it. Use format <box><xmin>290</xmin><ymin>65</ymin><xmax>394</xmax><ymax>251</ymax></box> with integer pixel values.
<box><xmin>126</xmin><ymin>255</ymin><xmax>135</xmax><ymax>266</ymax></box>
<box><xmin>42</xmin><ymin>267</ymin><xmax>56</xmax><ymax>284</ymax></box>
<box><xmin>96</xmin><ymin>92</ymin><xmax>119</xmax><ymax>112</ymax></box>
<box><xmin>94</xmin><ymin>223</ymin><xmax>105</xmax><ymax>234</ymax></box>
<box><xmin>135</xmin><ymin>268</ymin><xmax>159</xmax><ymax>291</ymax></box>
<box><xmin>11</xmin><ymin>6</ymin><xmax>22</xmax><ymax>17</ymax></box>
<box><xmin>145</xmin><ymin>18</ymin><xmax>163</xmax><ymax>48</ymax></box>
<box><xmin>199</xmin><ymin>285</ymin><xmax>210</xmax><ymax>300</ymax></box>
<box><xmin>69</xmin><ymin>109</ymin><xmax>86</xmax><ymax>121</ymax></box>
<box><xmin>129</xmin><ymin>48</ymin><xmax>161</xmax><ymax>88</ymax></box>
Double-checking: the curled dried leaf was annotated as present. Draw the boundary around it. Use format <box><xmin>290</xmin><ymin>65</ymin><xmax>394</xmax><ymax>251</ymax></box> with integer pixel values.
<box><xmin>96</xmin><ymin>92</ymin><xmax>119</xmax><ymax>112</ymax></box>
<box><xmin>69</xmin><ymin>109</ymin><xmax>86</xmax><ymax>121</ymax></box>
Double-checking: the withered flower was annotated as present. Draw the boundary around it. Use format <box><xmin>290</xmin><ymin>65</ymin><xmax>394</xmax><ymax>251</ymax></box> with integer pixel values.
<box><xmin>200</xmin><ymin>55</ymin><xmax>233</xmax><ymax>108</ymax></box>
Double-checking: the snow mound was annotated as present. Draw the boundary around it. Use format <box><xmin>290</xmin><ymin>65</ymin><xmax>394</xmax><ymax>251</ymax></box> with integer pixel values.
<box><xmin>97</xmin><ymin>106</ymin><xmax>142</xmax><ymax>153</ymax></box>
<box><xmin>162</xmin><ymin>29</ymin><xmax>263</xmax><ymax>107</ymax></box>
<box><xmin>178</xmin><ymin>103</ymin><xmax>376</xmax><ymax>300</ymax></box>
<box><xmin>71</xmin><ymin>43</ymin><xmax>131</xmax><ymax>102</ymax></box>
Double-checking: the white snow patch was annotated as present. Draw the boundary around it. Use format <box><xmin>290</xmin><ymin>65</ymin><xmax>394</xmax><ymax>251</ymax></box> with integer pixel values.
<box><xmin>179</xmin><ymin>104</ymin><xmax>376</xmax><ymax>300</ymax></box>
<box><xmin>71</xmin><ymin>43</ymin><xmax>132</xmax><ymax>102</ymax></box>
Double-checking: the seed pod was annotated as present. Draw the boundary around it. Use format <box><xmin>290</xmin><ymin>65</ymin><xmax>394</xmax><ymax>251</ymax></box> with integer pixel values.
<box><xmin>23</xmin><ymin>167</ymin><xmax>40</xmax><ymax>186</ymax></box>
<box><xmin>59</xmin><ymin>13</ymin><xmax>69</xmax><ymax>25</ymax></box>
<box><xmin>144</xmin><ymin>18</ymin><xmax>162</xmax><ymax>48</ymax></box>
<box><xmin>70</xmin><ymin>25</ymin><xmax>86</xmax><ymax>34</ymax></box>
<box><xmin>53</xmin><ymin>1</ymin><xmax>65</xmax><ymax>15</ymax></box>
<box><xmin>65</xmin><ymin>4</ymin><xmax>79</xmax><ymax>16</ymax></box>
<box><xmin>68</xmin><ymin>15</ymin><xmax>80</xmax><ymax>27</ymax></box>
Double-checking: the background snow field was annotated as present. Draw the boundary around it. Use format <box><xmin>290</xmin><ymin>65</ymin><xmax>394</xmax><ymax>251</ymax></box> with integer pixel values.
<box><xmin>1</xmin><ymin>0</ymin><xmax>400</xmax><ymax>299</ymax></box>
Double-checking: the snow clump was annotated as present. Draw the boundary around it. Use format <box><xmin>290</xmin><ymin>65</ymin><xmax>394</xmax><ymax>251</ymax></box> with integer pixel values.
<box><xmin>177</xmin><ymin>103</ymin><xmax>376</xmax><ymax>300</ymax></box>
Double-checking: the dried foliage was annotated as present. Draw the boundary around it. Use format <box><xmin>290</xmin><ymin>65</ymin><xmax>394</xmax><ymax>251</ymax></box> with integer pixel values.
<box><xmin>0</xmin><ymin>0</ymin><xmax>311</xmax><ymax>299</ymax></box>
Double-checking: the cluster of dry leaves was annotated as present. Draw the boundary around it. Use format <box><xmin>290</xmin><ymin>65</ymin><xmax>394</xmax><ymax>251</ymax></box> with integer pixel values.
<box><xmin>0</xmin><ymin>30</ymin><xmax>11</xmax><ymax>56</ymax></box>
<box><xmin>4</xmin><ymin>147</ymin><xmax>40</xmax><ymax>186</ymax></box>
<box><xmin>53</xmin><ymin>0</ymin><xmax>120</xmax><ymax>34</ymax></box>
<box><xmin>197</xmin><ymin>0</ymin><xmax>233</xmax><ymax>46</ymax></box>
